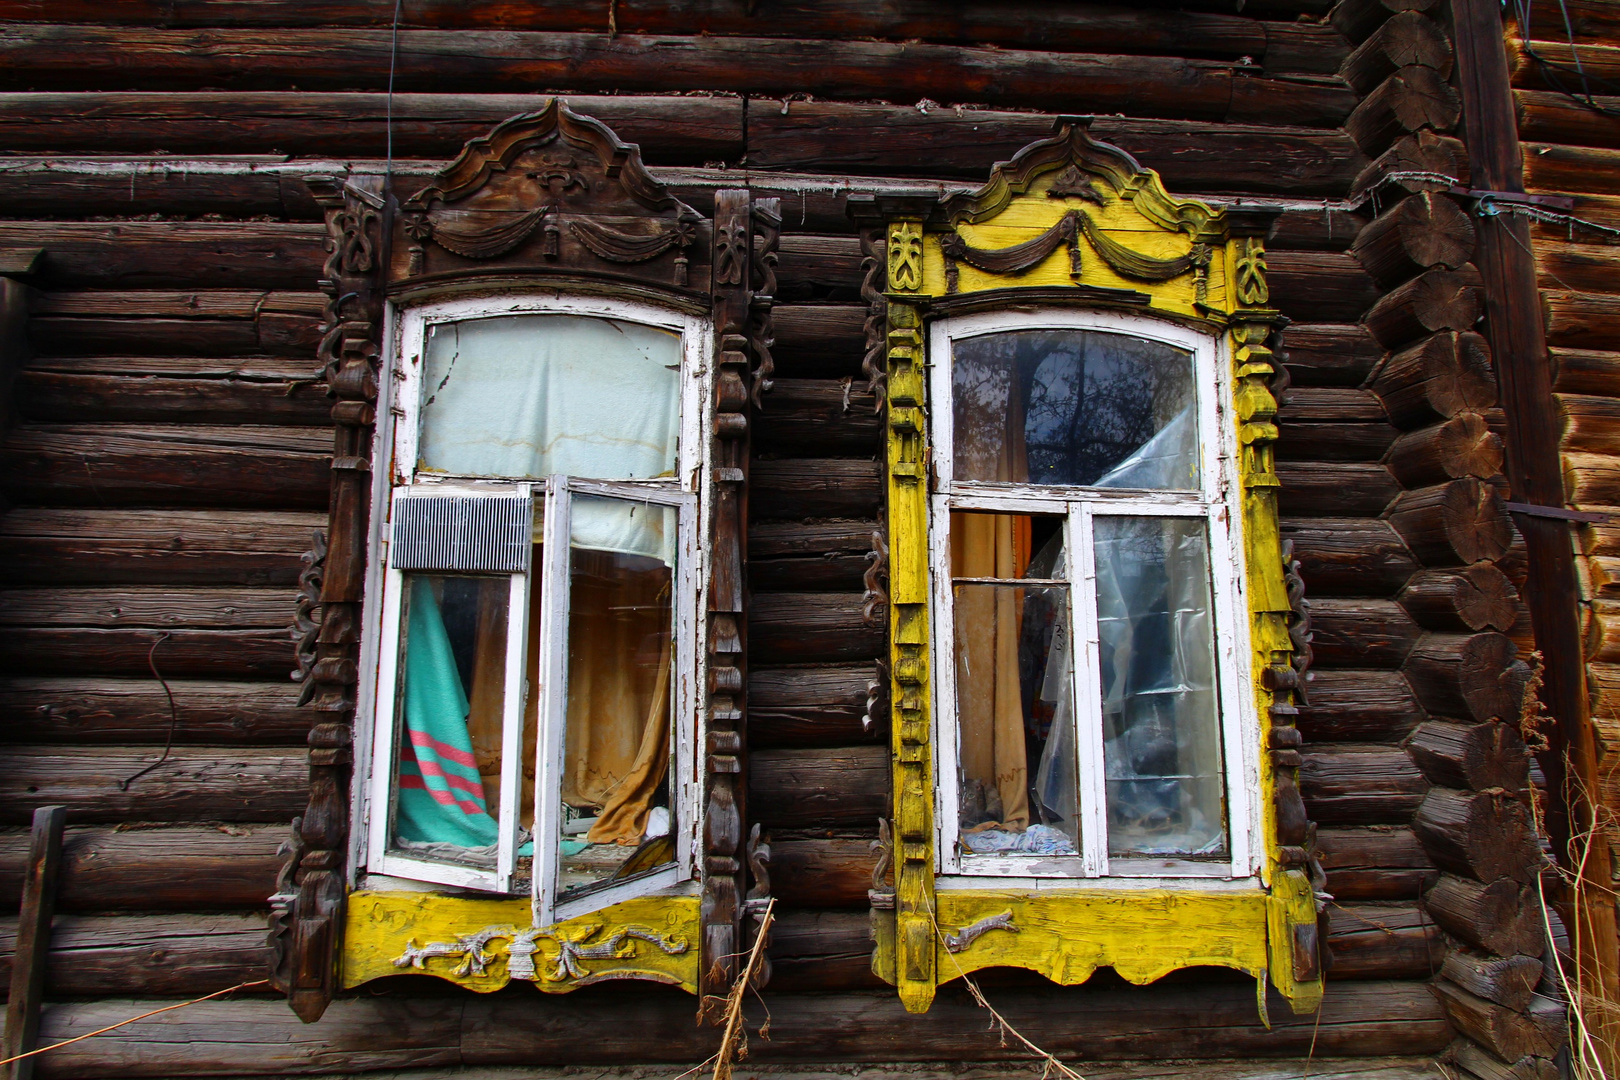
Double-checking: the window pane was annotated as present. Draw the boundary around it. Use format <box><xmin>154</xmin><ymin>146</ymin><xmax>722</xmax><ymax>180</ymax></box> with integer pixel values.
<box><xmin>557</xmin><ymin>495</ymin><xmax>677</xmax><ymax>899</ymax></box>
<box><xmin>1092</xmin><ymin>516</ymin><xmax>1227</xmax><ymax>858</ymax></box>
<box><xmin>390</xmin><ymin>573</ymin><xmax>511</xmax><ymax>867</ymax></box>
<box><xmin>419</xmin><ymin>314</ymin><xmax>681</xmax><ymax>481</ymax></box>
<box><xmin>951</xmin><ymin>512</ymin><xmax>1077</xmax><ymax>856</ymax></box>
<box><xmin>952</xmin><ymin>329</ymin><xmax>1197</xmax><ymax>490</ymax></box>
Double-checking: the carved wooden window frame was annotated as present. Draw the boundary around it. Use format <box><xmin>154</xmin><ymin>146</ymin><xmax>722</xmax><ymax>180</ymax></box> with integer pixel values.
<box><xmin>271</xmin><ymin>101</ymin><xmax>779</xmax><ymax>1019</ymax></box>
<box><xmin>854</xmin><ymin>118</ymin><xmax>1324</xmax><ymax>1019</ymax></box>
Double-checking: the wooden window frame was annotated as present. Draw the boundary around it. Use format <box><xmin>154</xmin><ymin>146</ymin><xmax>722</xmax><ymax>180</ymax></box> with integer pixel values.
<box><xmin>928</xmin><ymin>308</ymin><xmax>1262</xmax><ymax>884</ymax></box>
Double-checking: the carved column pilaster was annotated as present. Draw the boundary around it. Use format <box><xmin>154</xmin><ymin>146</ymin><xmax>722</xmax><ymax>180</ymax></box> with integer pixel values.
<box><xmin>270</xmin><ymin>173</ymin><xmax>386</xmax><ymax>1023</ymax></box>
<box><xmin>700</xmin><ymin>189</ymin><xmax>753</xmax><ymax>1016</ymax></box>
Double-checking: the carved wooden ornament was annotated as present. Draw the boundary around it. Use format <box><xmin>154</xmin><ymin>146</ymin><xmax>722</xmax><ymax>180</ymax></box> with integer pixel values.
<box><xmin>850</xmin><ymin>117</ymin><xmax>1322</xmax><ymax>1017</ymax></box>
<box><xmin>280</xmin><ymin>102</ymin><xmax>776</xmax><ymax>1021</ymax></box>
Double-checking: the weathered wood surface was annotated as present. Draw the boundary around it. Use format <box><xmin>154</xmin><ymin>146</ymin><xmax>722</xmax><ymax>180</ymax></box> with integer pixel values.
<box><xmin>1447</xmin><ymin>1039</ymin><xmax>1560</xmax><ymax>1080</ymax></box>
<box><xmin>1552</xmin><ymin>348</ymin><xmax>1620</xmax><ymax>398</ymax></box>
<box><xmin>1306</xmin><ymin>598</ymin><xmax>1422</xmax><ymax>668</ymax></box>
<box><xmin>1386</xmin><ymin>413</ymin><xmax>1504</xmax><ymax>488</ymax></box>
<box><xmin>0</xmin><ymin>747</ymin><xmax>304</xmax><ymax>825</ymax></box>
<box><xmin>1352</xmin><ymin>130</ymin><xmax>1467</xmax><ymax>202</ymax></box>
<box><xmin>1371</xmin><ymin>331</ymin><xmax>1496</xmax><ymax>430</ymax></box>
<box><xmin>749</xmin><ymin>664</ymin><xmax>882</xmax><ymax>748</ymax></box>
<box><xmin>15</xmin><ymin>981</ymin><xmax>1449</xmax><ymax>1070</ymax></box>
<box><xmin>1423</xmin><ymin>874</ymin><xmax>1545</xmax><ymax>958</ymax></box>
<box><xmin>0</xmin><ymin>678</ymin><xmax>307</xmax><ymax>745</ymax></box>
<box><xmin>4</xmin><ymin>805</ymin><xmax>64</xmax><ymax>1080</ymax></box>
<box><xmin>0</xmin><ymin>509</ymin><xmax>324</xmax><ymax>587</ymax></box>
<box><xmin>0</xmin><ymin>222</ymin><xmax>324</xmax><ymax>289</ymax></box>
<box><xmin>0</xmin><ymin>425</ymin><xmax>330</xmax><ymax>510</ymax></box>
<box><xmin>16</xmin><ymin>372</ymin><xmax>330</xmax><ymax>427</ymax></box>
<box><xmin>1330</xmin><ymin>0</ymin><xmax>1439</xmax><ymax>45</ymax></box>
<box><xmin>1402</xmin><ymin>632</ymin><xmax>1529</xmax><ymax>724</ymax></box>
<box><xmin>1405</xmin><ymin>719</ymin><xmax>1531</xmax><ymax>792</ymax></box>
<box><xmin>1558</xmin><ymin>393</ymin><xmax>1620</xmax><ymax>457</ymax></box>
<box><xmin>1398</xmin><ymin>565</ymin><xmax>1520</xmax><ymax>633</ymax></box>
<box><xmin>1339</xmin><ymin>12</ymin><xmax>1453</xmax><ymax>95</ymax></box>
<box><xmin>751</xmin><ymin>460</ymin><xmax>882</xmax><ymax>520</ymax></box>
<box><xmin>0</xmin><ymin>914</ymin><xmax>272</xmax><ymax>999</ymax></box>
<box><xmin>1363</xmin><ymin>266</ymin><xmax>1483</xmax><ymax>350</ymax></box>
<box><xmin>1279</xmin><ymin>518</ymin><xmax>1416</xmax><ymax>597</ymax></box>
<box><xmin>1279</xmin><ymin>323</ymin><xmax>1384</xmax><ymax>388</ymax></box>
<box><xmin>1516</xmin><ymin>89</ymin><xmax>1620</xmax><ymax>152</ymax></box>
<box><xmin>1431</xmin><ymin>980</ymin><xmax>1565</xmax><ymax>1063</ymax></box>
<box><xmin>767</xmin><ymin>910</ymin><xmax>882</xmax><ymax>993</ymax></box>
<box><xmin>1299</xmin><ymin>744</ymin><xmax>1429</xmax><ymax>825</ymax></box>
<box><xmin>1411</xmin><ymin>787</ymin><xmax>1540</xmax><ymax>883</ymax></box>
<box><xmin>1439</xmin><ymin>951</ymin><xmax>1543</xmax><ymax>1013</ymax></box>
<box><xmin>1276</xmin><ymin>462</ymin><xmax>1400</xmax><ymax>516</ymax></box>
<box><xmin>1297</xmin><ymin>669</ymin><xmax>1425</xmax><ymax>742</ymax></box>
<box><xmin>1276</xmin><ymin>389</ymin><xmax>1398</xmax><ymax>463</ymax></box>
<box><xmin>1525</xmin><ymin>143</ymin><xmax>1620</xmax><ymax>199</ymax></box>
<box><xmin>749</xmin><ymin>593</ymin><xmax>885</xmax><ymax>665</ymax></box>
<box><xmin>1315</xmin><ymin>827</ymin><xmax>1438</xmax><ymax>900</ymax></box>
<box><xmin>754</xmin><ymin>379</ymin><xmax>882</xmax><ymax>457</ymax></box>
<box><xmin>750</xmin><ymin>747</ymin><xmax>889</xmax><ymax>829</ymax></box>
<box><xmin>1344</xmin><ymin>65</ymin><xmax>1462</xmax><ymax>155</ymax></box>
<box><xmin>769</xmin><ymin>837</ymin><xmax>877</xmax><ymax>909</ymax></box>
<box><xmin>1325</xmin><ymin>902</ymin><xmax>1444</xmax><ymax>980</ymax></box>
<box><xmin>1351</xmin><ymin>192</ymin><xmax>1475</xmax><ymax>287</ymax></box>
<box><xmin>0</xmin><ymin>28</ymin><xmax>1357</xmax><ymax>125</ymax></box>
<box><xmin>0</xmin><ymin>825</ymin><xmax>283</xmax><ymax>912</ymax></box>
<box><xmin>1386</xmin><ymin>478</ymin><xmax>1513</xmax><ymax>568</ymax></box>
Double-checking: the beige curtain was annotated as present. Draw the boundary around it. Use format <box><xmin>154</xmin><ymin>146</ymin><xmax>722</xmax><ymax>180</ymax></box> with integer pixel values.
<box><xmin>951</xmin><ymin>365</ymin><xmax>1033</xmax><ymax>831</ymax></box>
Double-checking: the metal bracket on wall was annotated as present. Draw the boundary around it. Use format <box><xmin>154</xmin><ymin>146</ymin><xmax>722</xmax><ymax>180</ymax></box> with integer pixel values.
<box><xmin>1504</xmin><ymin>501</ymin><xmax>1612</xmax><ymax>524</ymax></box>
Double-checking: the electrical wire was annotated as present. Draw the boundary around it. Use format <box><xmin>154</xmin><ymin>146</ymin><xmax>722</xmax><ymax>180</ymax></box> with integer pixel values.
<box><xmin>1510</xmin><ymin>0</ymin><xmax>1620</xmax><ymax>117</ymax></box>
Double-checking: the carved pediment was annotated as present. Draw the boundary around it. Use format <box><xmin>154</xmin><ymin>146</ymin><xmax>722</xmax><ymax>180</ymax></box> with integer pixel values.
<box><xmin>394</xmin><ymin>100</ymin><xmax>709</xmax><ymax>291</ymax></box>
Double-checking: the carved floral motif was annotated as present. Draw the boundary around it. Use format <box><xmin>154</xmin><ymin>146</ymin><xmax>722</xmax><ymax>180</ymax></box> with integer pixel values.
<box><xmin>393</xmin><ymin>921</ymin><xmax>689</xmax><ymax>984</ymax></box>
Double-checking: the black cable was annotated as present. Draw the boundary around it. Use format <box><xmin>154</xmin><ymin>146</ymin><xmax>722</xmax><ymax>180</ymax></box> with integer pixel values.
<box><xmin>119</xmin><ymin>633</ymin><xmax>178</xmax><ymax>790</ymax></box>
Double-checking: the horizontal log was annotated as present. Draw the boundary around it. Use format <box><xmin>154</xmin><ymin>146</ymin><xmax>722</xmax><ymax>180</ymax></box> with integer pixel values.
<box><xmin>1552</xmin><ymin>349</ymin><xmax>1620</xmax><ymax>401</ymax></box>
<box><xmin>776</xmin><ymin>234</ymin><xmax>862</xmax><ymax>302</ymax></box>
<box><xmin>1276</xmin><ymin>388</ymin><xmax>1397</xmax><ymax>463</ymax></box>
<box><xmin>0</xmin><ymin>156</ymin><xmax>299</xmax><ymax>219</ymax></box>
<box><xmin>1306</xmin><ymin>598</ymin><xmax>1423</xmax><ymax>668</ymax></box>
<box><xmin>1299</xmin><ymin>743</ymin><xmax>1429</xmax><ymax>825</ymax></box>
<box><xmin>1372</xmin><ymin>331</ymin><xmax>1496</xmax><ymax>430</ymax></box>
<box><xmin>747</xmin><ymin>104</ymin><xmax>1367</xmax><ymax>194</ymax></box>
<box><xmin>0</xmin><ymin>824</ymin><xmax>282</xmax><ymax>912</ymax></box>
<box><xmin>770</xmin><ymin>304</ymin><xmax>864</xmax><ymax>378</ymax></box>
<box><xmin>751</xmin><ymin>747</ymin><xmax>888</xmax><ymax>830</ymax></box>
<box><xmin>0</xmin><ymin>424</ymin><xmax>330</xmax><ymax>510</ymax></box>
<box><xmin>1279</xmin><ymin>323</ymin><xmax>1385</xmax><ymax>388</ymax></box>
<box><xmin>770</xmin><ymin>837</ymin><xmax>878</xmax><ymax>909</ymax></box>
<box><xmin>18</xmin><ymin>981</ymin><xmax>1449</xmax><ymax>1070</ymax></box>
<box><xmin>24</xmin><ymin>354</ymin><xmax>319</xmax><ymax>379</ymax></box>
<box><xmin>0</xmin><ymin>221</ymin><xmax>324</xmax><ymax>290</ymax></box>
<box><xmin>1516</xmin><ymin>88</ymin><xmax>1620</xmax><ymax>151</ymax></box>
<box><xmin>1278</xmin><ymin>517</ymin><xmax>1417</xmax><ymax>598</ymax></box>
<box><xmin>0</xmin><ymin>92</ymin><xmax>741</xmax><ymax>164</ymax></box>
<box><xmin>1562</xmin><ymin>450</ymin><xmax>1620</xmax><ymax>506</ymax></box>
<box><xmin>766</xmin><ymin>909</ymin><xmax>883</xmax><ymax>993</ymax></box>
<box><xmin>1514</xmin><ymin>0</ymin><xmax>1620</xmax><ymax>42</ymax></box>
<box><xmin>750</xmin><ymin>592</ymin><xmax>885</xmax><ymax>665</ymax></box>
<box><xmin>1314</xmin><ymin>826</ymin><xmax>1437</xmax><ymax>900</ymax></box>
<box><xmin>1524</xmin><ymin>143</ymin><xmax>1620</xmax><ymax>198</ymax></box>
<box><xmin>1340</xmin><ymin>11</ymin><xmax>1453</xmax><ymax>95</ymax></box>
<box><xmin>1507</xmin><ymin>31</ymin><xmax>1620</xmax><ymax>92</ymax></box>
<box><xmin>0</xmin><ymin>508</ymin><xmax>323</xmax><ymax>587</ymax></box>
<box><xmin>1267</xmin><ymin>250</ymin><xmax>1382</xmax><ymax>324</ymax></box>
<box><xmin>1439</xmin><ymin>951</ymin><xmax>1543</xmax><ymax>1013</ymax></box>
<box><xmin>1344</xmin><ymin>65</ymin><xmax>1461</xmax><ymax>156</ymax></box>
<box><xmin>750</xmin><ymin>519</ymin><xmax>879</xmax><ymax>559</ymax></box>
<box><xmin>1447</xmin><ymin>1039</ymin><xmax>1560</xmax><ymax>1080</ymax></box>
<box><xmin>16</xmin><ymin>371</ymin><xmax>331</xmax><ymax>427</ymax></box>
<box><xmin>1386</xmin><ymin>478</ymin><xmax>1513</xmax><ymax>568</ymax></box>
<box><xmin>30</xmin><ymin>316</ymin><xmax>322</xmax><ymax>361</ymax></box>
<box><xmin>1587</xmin><ymin>599</ymin><xmax>1620</xmax><ymax>663</ymax></box>
<box><xmin>0</xmin><ymin>27</ymin><xmax>1334</xmax><ymax>124</ymax></box>
<box><xmin>1398</xmin><ymin>565</ymin><xmax>1520</xmax><ymax>633</ymax></box>
<box><xmin>751</xmin><ymin>459</ymin><xmax>881</xmax><ymax>520</ymax></box>
<box><xmin>1558</xmin><ymin>393</ymin><xmax>1620</xmax><ymax>456</ymax></box>
<box><xmin>0</xmin><ymin>587</ymin><xmax>296</xmax><ymax>629</ymax></box>
<box><xmin>754</xmin><ymin>379</ymin><xmax>882</xmax><ymax>457</ymax></box>
<box><xmin>1412</xmin><ymin>787</ymin><xmax>1541</xmax><ymax>883</ymax></box>
<box><xmin>1363</xmin><ymin>265</ymin><xmax>1483</xmax><ymax>351</ymax></box>
<box><xmin>1297</xmin><ymin>669</ymin><xmax>1425</xmax><ymax>741</ymax></box>
<box><xmin>1544</xmin><ymin>292</ymin><xmax>1620</xmax><ymax>352</ymax></box>
<box><xmin>0</xmin><ymin>629</ymin><xmax>297</xmax><ymax>679</ymax></box>
<box><xmin>0</xmin><ymin>677</ymin><xmax>307</xmax><ymax>745</ymax></box>
<box><xmin>749</xmin><ymin>663</ymin><xmax>883</xmax><ymax>748</ymax></box>
<box><xmin>1325</xmin><ymin>902</ymin><xmax>1444</xmax><ymax>979</ymax></box>
<box><xmin>1403</xmin><ymin>632</ymin><xmax>1530</xmax><ymax>724</ymax></box>
<box><xmin>1536</xmin><ymin>241</ymin><xmax>1620</xmax><ymax>296</ymax></box>
<box><xmin>1386</xmin><ymin>413</ymin><xmax>1503</xmax><ymax>489</ymax></box>
<box><xmin>1350</xmin><ymin>191</ymin><xmax>1474</xmax><ymax>287</ymax></box>
<box><xmin>1330</xmin><ymin>0</ymin><xmax>1440</xmax><ymax>45</ymax></box>
<box><xmin>0</xmin><ymin>746</ymin><xmax>304</xmax><ymax>824</ymax></box>
<box><xmin>1350</xmin><ymin>130</ymin><xmax>1467</xmax><ymax>204</ymax></box>
<box><xmin>1276</xmin><ymin>462</ymin><xmax>1400</xmax><ymax>516</ymax></box>
<box><xmin>0</xmin><ymin>913</ymin><xmax>271</xmax><ymax>999</ymax></box>
<box><xmin>1425</xmin><ymin>874</ymin><xmax>1546</xmax><ymax>960</ymax></box>
<box><xmin>751</xmin><ymin>554</ymin><xmax>872</xmax><ymax>593</ymax></box>
<box><xmin>1432</xmin><ymin>980</ymin><xmax>1564</xmax><ymax>1064</ymax></box>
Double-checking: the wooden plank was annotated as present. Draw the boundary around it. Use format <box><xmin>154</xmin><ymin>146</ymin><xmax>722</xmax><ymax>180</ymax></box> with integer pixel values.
<box><xmin>0</xmin><ymin>747</ymin><xmax>304</xmax><ymax>824</ymax></box>
<box><xmin>0</xmin><ymin>825</ymin><xmax>283</xmax><ymax>913</ymax></box>
<box><xmin>754</xmin><ymin>379</ymin><xmax>882</xmax><ymax>457</ymax></box>
<box><xmin>0</xmin><ymin>677</ymin><xmax>308</xmax><ymax>745</ymax></box>
<box><xmin>0</xmin><ymin>424</ymin><xmax>330</xmax><ymax>510</ymax></box>
<box><xmin>0</xmin><ymin>508</ymin><xmax>324</xmax><ymax>587</ymax></box>
<box><xmin>0</xmin><ymin>913</ymin><xmax>272</xmax><ymax>999</ymax></box>
<box><xmin>770</xmin><ymin>837</ymin><xmax>877</xmax><ymax>909</ymax></box>
<box><xmin>0</xmin><ymin>628</ymin><xmax>297</xmax><ymax>679</ymax></box>
<box><xmin>2</xmin><ymin>805</ymin><xmax>64</xmax><ymax>1080</ymax></box>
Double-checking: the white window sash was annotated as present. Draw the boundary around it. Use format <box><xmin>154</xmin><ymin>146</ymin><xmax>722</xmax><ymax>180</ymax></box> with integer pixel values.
<box><xmin>928</xmin><ymin>311</ymin><xmax>1259</xmax><ymax>882</ymax></box>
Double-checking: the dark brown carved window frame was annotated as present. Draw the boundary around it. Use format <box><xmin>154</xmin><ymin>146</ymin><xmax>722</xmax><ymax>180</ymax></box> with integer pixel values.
<box><xmin>270</xmin><ymin>101</ymin><xmax>779</xmax><ymax>1022</ymax></box>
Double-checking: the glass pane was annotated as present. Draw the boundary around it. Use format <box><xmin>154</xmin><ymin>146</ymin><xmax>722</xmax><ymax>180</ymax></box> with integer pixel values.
<box><xmin>1092</xmin><ymin>516</ymin><xmax>1227</xmax><ymax>858</ymax></box>
<box><xmin>952</xmin><ymin>329</ymin><xmax>1198</xmax><ymax>490</ymax></box>
<box><xmin>391</xmin><ymin>573</ymin><xmax>511</xmax><ymax>867</ymax></box>
<box><xmin>418</xmin><ymin>314</ymin><xmax>681</xmax><ymax>481</ymax></box>
<box><xmin>557</xmin><ymin>495</ymin><xmax>677</xmax><ymax>898</ymax></box>
<box><xmin>951</xmin><ymin>512</ymin><xmax>1078</xmax><ymax>856</ymax></box>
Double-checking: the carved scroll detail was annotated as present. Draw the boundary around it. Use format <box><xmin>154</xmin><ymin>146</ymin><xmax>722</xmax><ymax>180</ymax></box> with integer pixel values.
<box><xmin>863</xmin><ymin>528</ymin><xmax>889</xmax><ymax>625</ymax></box>
<box><xmin>943</xmin><ymin>911</ymin><xmax>1019</xmax><ymax>953</ymax></box>
<box><xmin>859</xmin><ymin>226</ymin><xmax>888</xmax><ymax>406</ymax></box>
<box><xmin>393</xmin><ymin>922</ymin><xmax>689</xmax><ymax>984</ymax></box>
<box><xmin>290</xmin><ymin>530</ymin><xmax>326</xmax><ymax>707</ymax></box>
<box><xmin>748</xmin><ymin>200</ymin><xmax>782</xmax><ymax>405</ymax></box>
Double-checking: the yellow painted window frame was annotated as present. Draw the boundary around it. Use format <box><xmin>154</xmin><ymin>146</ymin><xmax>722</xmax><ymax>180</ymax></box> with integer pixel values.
<box><xmin>867</xmin><ymin>119</ymin><xmax>1324</xmax><ymax>1018</ymax></box>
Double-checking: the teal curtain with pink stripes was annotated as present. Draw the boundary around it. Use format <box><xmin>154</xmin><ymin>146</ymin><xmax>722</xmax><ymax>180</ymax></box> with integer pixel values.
<box><xmin>396</xmin><ymin>577</ymin><xmax>500</xmax><ymax>848</ymax></box>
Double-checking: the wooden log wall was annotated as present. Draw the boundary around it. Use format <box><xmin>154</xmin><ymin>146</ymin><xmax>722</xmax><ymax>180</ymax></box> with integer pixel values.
<box><xmin>0</xmin><ymin>0</ymin><xmax>1484</xmax><ymax>1068</ymax></box>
